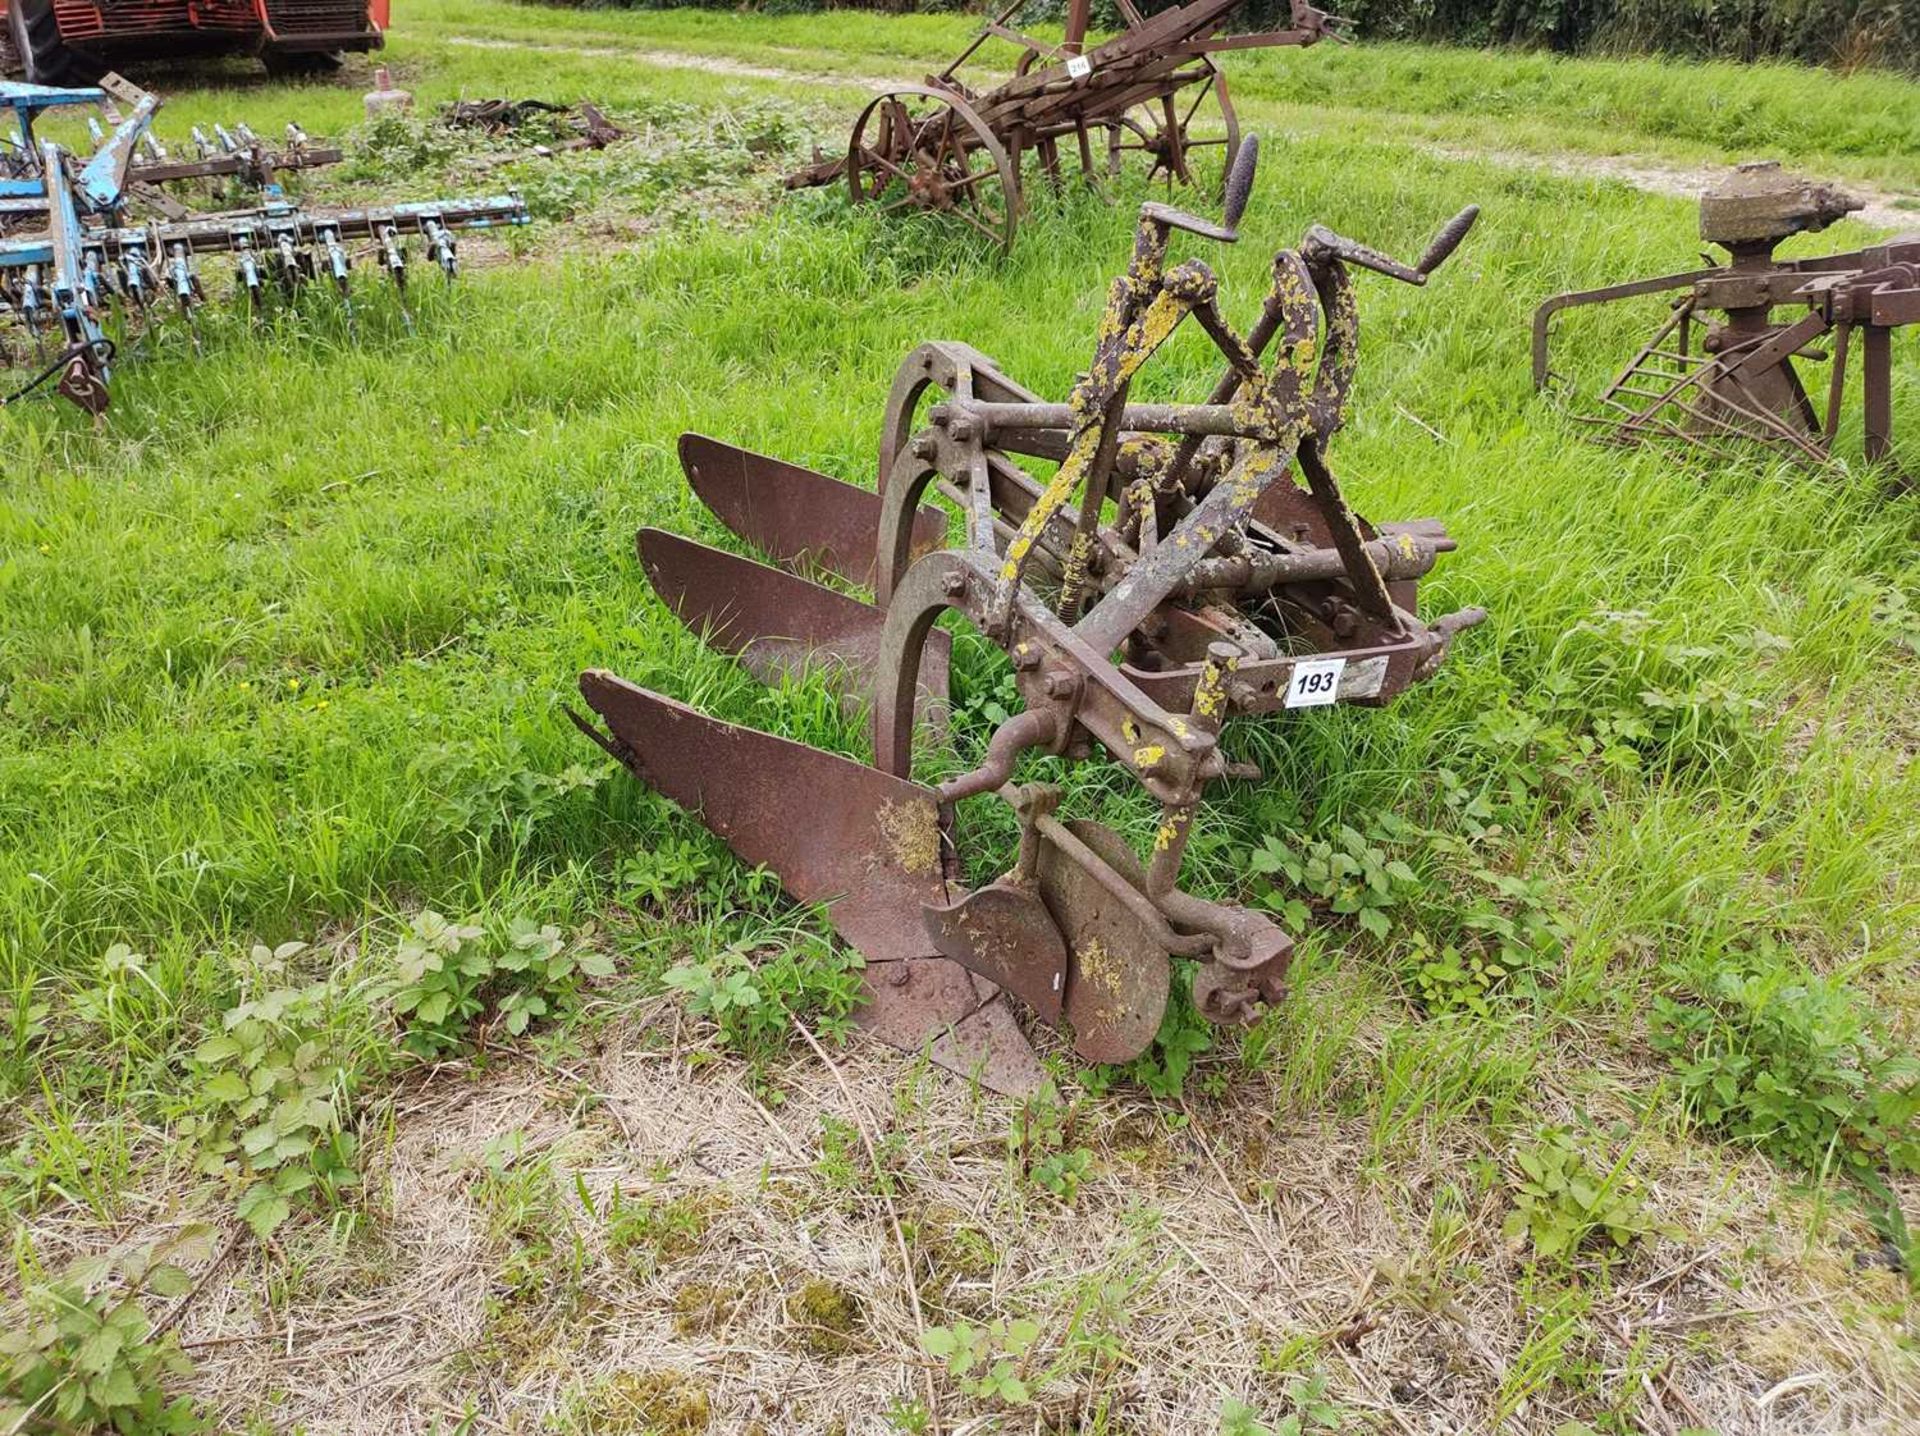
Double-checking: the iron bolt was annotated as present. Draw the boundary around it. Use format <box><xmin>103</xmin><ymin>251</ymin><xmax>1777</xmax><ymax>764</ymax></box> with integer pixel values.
<box><xmin>1322</xmin><ymin>598</ymin><xmax>1359</xmax><ymax>639</ymax></box>
<box><xmin>1043</xmin><ymin>672</ymin><xmax>1077</xmax><ymax>700</ymax></box>
<box><xmin>950</xmin><ymin>418</ymin><xmax>977</xmax><ymax>443</ymax></box>
<box><xmin>943</xmin><ymin>572</ymin><xmax>968</xmax><ymax>597</ymax></box>
<box><xmin>911</xmin><ymin>434</ymin><xmax>937</xmax><ymax>459</ymax></box>
<box><xmin>1012</xmin><ymin>646</ymin><xmax>1040</xmax><ymax>671</ymax></box>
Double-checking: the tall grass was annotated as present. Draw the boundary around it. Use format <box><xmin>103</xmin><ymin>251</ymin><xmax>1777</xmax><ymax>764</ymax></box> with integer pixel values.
<box><xmin>397</xmin><ymin>2</ymin><xmax>1920</xmax><ymax>188</ymax></box>
<box><xmin>5</xmin><ymin>110</ymin><xmax>1914</xmax><ymax>1032</ymax></box>
<box><xmin>0</xmin><ymin>5</ymin><xmax>1914</xmax><ymax>1261</ymax></box>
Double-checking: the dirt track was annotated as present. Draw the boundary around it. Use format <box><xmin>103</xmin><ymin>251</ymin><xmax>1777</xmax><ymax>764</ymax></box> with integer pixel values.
<box><xmin>445</xmin><ymin>32</ymin><xmax>1919</xmax><ymax>231</ymax></box>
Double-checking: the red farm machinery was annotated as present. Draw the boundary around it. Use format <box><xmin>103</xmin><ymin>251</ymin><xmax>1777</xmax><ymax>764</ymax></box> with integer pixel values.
<box><xmin>1</xmin><ymin>0</ymin><xmax>387</xmax><ymax>85</ymax></box>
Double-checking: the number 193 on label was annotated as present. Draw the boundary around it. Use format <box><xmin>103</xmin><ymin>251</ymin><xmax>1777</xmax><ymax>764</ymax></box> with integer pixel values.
<box><xmin>1283</xmin><ymin>657</ymin><xmax>1346</xmax><ymax>709</ymax></box>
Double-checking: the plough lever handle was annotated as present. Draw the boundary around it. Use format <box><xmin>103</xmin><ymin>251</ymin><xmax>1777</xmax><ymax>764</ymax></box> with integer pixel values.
<box><xmin>1302</xmin><ymin>204</ymin><xmax>1479</xmax><ymax>286</ymax></box>
<box><xmin>1415</xmin><ymin>205</ymin><xmax>1480</xmax><ymax>276</ymax></box>
<box><xmin>1223</xmin><ymin>134</ymin><xmax>1260</xmax><ymax>235</ymax></box>
<box><xmin>1139</xmin><ymin>135</ymin><xmax>1261</xmax><ymax>245</ymax></box>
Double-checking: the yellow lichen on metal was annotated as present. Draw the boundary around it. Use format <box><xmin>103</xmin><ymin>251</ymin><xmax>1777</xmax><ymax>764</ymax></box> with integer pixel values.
<box><xmin>1153</xmin><ymin>810</ymin><xmax>1191</xmax><ymax>852</ymax></box>
<box><xmin>875</xmin><ymin>798</ymin><xmax>941</xmax><ymax>878</ymax></box>
<box><xmin>1057</xmin><ymin>529</ymin><xmax>1097</xmax><ymax>616</ymax></box>
<box><xmin>999</xmin><ymin>430</ymin><xmax>1095</xmax><ymax>581</ymax></box>
<box><xmin>1115</xmin><ymin>292</ymin><xmax>1189</xmax><ymax>386</ymax></box>
<box><xmin>1074</xmin><ymin>935</ymin><xmax>1121</xmax><ymax>1009</ymax></box>
<box><xmin>997</xmin><ymin>278</ymin><xmax>1195</xmax><ymax>594</ymax></box>
<box><xmin>1193</xmin><ymin>678</ymin><xmax>1229</xmax><ymax>720</ymax></box>
<box><xmin>1132</xmin><ymin>743</ymin><xmax>1166</xmax><ymax>770</ymax></box>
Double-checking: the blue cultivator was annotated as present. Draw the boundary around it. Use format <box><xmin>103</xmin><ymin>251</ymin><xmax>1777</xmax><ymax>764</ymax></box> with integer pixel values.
<box><xmin>0</xmin><ymin>75</ymin><xmax>528</xmax><ymax>414</ymax></box>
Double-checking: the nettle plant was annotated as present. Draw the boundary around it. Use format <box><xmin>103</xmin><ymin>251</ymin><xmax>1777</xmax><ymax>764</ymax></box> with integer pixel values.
<box><xmin>177</xmin><ymin>915</ymin><xmax>614</xmax><ymax>1240</ymax></box>
<box><xmin>660</xmin><ymin>924</ymin><xmax>863</xmax><ymax>1068</ymax></box>
<box><xmin>1220</xmin><ymin>1373</ymin><xmax>1346</xmax><ymax>1436</ymax></box>
<box><xmin>1013</xmin><ymin>1094</ymin><xmax>1093</xmax><ymax>1203</ymax></box>
<box><xmin>1503</xmin><ymin>1126</ymin><xmax>1658</xmax><ymax>1264</ymax></box>
<box><xmin>0</xmin><ymin>1229</ymin><xmax>212</xmax><ymax>1434</ymax></box>
<box><xmin>1247</xmin><ymin>817</ymin><xmax>1425</xmax><ymax>940</ymax></box>
<box><xmin>386</xmin><ymin>911</ymin><xmax>616</xmax><ymax>1059</ymax></box>
<box><xmin>178</xmin><ymin>944</ymin><xmax>366</xmax><ymax>1240</ymax></box>
<box><xmin>921</xmin><ymin>1317</ymin><xmax>1042</xmax><ymax>1407</ymax></box>
<box><xmin>1241</xmin><ymin>805</ymin><xmax>1566</xmax><ymax>1020</ymax></box>
<box><xmin>1651</xmin><ymin>966</ymin><xmax>1920</xmax><ymax>1184</ymax></box>
<box><xmin>615</xmin><ymin>836</ymin><xmax>781</xmax><ymax>919</ymax></box>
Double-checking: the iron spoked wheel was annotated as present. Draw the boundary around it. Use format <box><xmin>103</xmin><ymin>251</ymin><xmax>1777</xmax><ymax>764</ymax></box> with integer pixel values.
<box><xmin>847</xmin><ymin>85</ymin><xmax>1020</xmax><ymax>252</ymax></box>
<box><xmin>1106</xmin><ymin>65</ymin><xmax>1241</xmax><ymax>198</ymax></box>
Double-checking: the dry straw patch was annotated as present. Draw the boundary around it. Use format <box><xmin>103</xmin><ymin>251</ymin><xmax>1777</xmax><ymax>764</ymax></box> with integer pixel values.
<box><xmin>15</xmin><ymin>994</ymin><xmax>1894</xmax><ymax>1435</ymax></box>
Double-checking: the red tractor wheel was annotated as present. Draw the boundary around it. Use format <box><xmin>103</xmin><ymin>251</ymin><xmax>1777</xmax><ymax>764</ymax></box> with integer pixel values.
<box><xmin>263</xmin><ymin>48</ymin><xmax>346</xmax><ymax>78</ymax></box>
<box><xmin>5</xmin><ymin>0</ymin><xmax>96</xmax><ymax>85</ymax></box>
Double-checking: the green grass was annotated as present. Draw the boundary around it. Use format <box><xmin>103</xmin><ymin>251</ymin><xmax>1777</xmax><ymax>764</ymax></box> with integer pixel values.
<box><xmin>395</xmin><ymin>2</ymin><xmax>1920</xmax><ymax>189</ymax></box>
<box><xmin>6</xmin><ymin>0</ymin><xmax>1917</xmax><ymax>1159</ymax></box>
<box><xmin>1</xmin><ymin>4</ymin><xmax>1916</xmax><ymax>1427</ymax></box>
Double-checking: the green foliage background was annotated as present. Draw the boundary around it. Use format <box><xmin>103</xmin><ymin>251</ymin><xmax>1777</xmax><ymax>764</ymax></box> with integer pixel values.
<box><xmin>528</xmin><ymin>0</ymin><xmax>1920</xmax><ymax>73</ymax></box>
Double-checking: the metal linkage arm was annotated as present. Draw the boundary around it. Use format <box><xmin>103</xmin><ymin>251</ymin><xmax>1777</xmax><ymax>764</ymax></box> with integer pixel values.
<box><xmin>1529</xmin><ymin>268</ymin><xmax>1714</xmax><ymax>390</ymax></box>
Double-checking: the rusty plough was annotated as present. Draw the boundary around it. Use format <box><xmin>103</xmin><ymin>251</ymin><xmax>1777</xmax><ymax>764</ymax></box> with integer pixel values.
<box><xmin>1534</xmin><ymin>162</ymin><xmax>1917</xmax><ymax>484</ymax></box>
<box><xmin>1</xmin><ymin>75</ymin><xmax>528</xmax><ymax>413</ymax></box>
<box><xmin>786</xmin><ymin>0</ymin><xmax>1337</xmax><ymax>250</ymax></box>
<box><xmin>575</xmin><ymin>145</ymin><xmax>1485</xmax><ymax>1093</ymax></box>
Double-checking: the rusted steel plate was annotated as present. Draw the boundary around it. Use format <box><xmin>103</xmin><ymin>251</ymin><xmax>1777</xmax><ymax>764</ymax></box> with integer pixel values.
<box><xmin>1038</xmin><ymin>819</ymin><xmax>1171</xmax><ymax>1064</ymax></box>
<box><xmin>929</xmin><ymin>996</ymin><xmax>1046</xmax><ymax>1097</ymax></box>
<box><xmin>851</xmin><ymin>953</ymin><xmax>986</xmax><ymax>1062</ymax></box>
<box><xmin>852</xmin><ymin>957</ymin><xmax>1041</xmax><ymax>1096</ymax></box>
<box><xmin>638</xmin><ymin>527</ymin><xmax>950</xmax><ymax>719</ymax></box>
<box><xmin>679</xmin><ymin>433</ymin><xmax>947</xmax><ymax>588</ymax></box>
<box><xmin>576</xmin><ymin>673</ymin><xmax>1032</xmax><ymax>1089</ymax></box>
<box><xmin>577</xmin><ymin>673</ymin><xmax>946</xmax><ymax>965</ymax></box>
<box><xmin>922</xmin><ymin>881</ymin><xmax>1068</xmax><ymax>1024</ymax></box>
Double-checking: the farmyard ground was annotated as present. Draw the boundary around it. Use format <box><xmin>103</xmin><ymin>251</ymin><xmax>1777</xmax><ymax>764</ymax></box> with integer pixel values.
<box><xmin>2</xmin><ymin>4</ymin><xmax>1917</xmax><ymax>1433</ymax></box>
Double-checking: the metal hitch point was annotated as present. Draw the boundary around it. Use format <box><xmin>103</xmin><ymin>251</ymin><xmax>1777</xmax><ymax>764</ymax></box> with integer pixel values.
<box><xmin>579</xmin><ymin>148</ymin><xmax>1485</xmax><ymax>1094</ymax></box>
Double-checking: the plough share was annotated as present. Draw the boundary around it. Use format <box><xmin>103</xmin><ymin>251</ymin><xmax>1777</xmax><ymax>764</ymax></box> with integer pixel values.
<box><xmin>576</xmin><ymin>145</ymin><xmax>1485</xmax><ymax>1094</ymax></box>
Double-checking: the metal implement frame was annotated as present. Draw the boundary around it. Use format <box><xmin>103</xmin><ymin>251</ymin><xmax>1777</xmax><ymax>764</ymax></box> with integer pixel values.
<box><xmin>576</xmin><ymin>150</ymin><xmax>1485</xmax><ymax>1093</ymax></box>
<box><xmin>1</xmin><ymin>75</ymin><xmax>528</xmax><ymax>413</ymax></box>
<box><xmin>1532</xmin><ymin>164</ymin><xmax>1917</xmax><ymax>484</ymax></box>
<box><xmin>786</xmin><ymin>0</ymin><xmax>1337</xmax><ymax>249</ymax></box>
